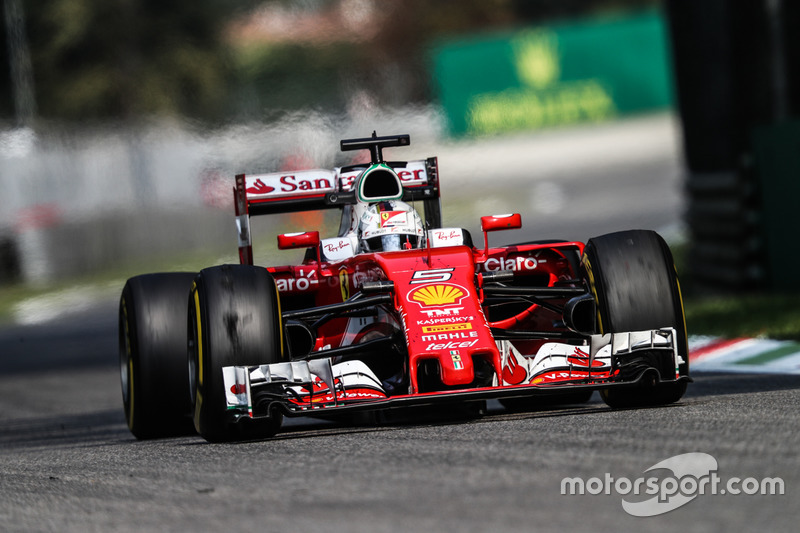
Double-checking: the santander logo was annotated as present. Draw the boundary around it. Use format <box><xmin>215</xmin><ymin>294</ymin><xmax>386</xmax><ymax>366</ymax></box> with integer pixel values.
<box><xmin>244</xmin><ymin>164</ymin><xmax>428</xmax><ymax>199</ymax></box>
<box><xmin>246</xmin><ymin>178</ymin><xmax>275</xmax><ymax>195</ymax></box>
<box><xmin>245</xmin><ymin>171</ymin><xmax>337</xmax><ymax>199</ymax></box>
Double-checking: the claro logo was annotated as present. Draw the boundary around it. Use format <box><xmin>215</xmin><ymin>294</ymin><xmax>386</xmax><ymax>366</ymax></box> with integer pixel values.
<box><xmin>479</xmin><ymin>256</ymin><xmax>540</xmax><ymax>272</ymax></box>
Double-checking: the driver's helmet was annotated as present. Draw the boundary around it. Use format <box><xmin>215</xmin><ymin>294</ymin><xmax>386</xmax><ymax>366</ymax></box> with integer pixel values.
<box><xmin>359</xmin><ymin>200</ymin><xmax>424</xmax><ymax>252</ymax></box>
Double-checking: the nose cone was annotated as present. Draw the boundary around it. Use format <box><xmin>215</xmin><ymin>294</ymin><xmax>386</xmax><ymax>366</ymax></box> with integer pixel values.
<box><xmin>373</xmin><ymin>247</ymin><xmax>501</xmax><ymax>391</ymax></box>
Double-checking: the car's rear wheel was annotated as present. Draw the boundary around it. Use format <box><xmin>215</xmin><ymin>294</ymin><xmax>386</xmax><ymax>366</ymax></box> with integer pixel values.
<box><xmin>189</xmin><ymin>264</ymin><xmax>284</xmax><ymax>442</ymax></box>
<box><xmin>119</xmin><ymin>273</ymin><xmax>197</xmax><ymax>439</ymax></box>
<box><xmin>581</xmin><ymin>230</ymin><xmax>688</xmax><ymax>408</ymax></box>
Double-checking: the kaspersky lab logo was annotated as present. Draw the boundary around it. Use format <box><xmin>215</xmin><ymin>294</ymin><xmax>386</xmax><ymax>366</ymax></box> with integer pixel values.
<box><xmin>561</xmin><ymin>453</ymin><xmax>784</xmax><ymax>517</ymax></box>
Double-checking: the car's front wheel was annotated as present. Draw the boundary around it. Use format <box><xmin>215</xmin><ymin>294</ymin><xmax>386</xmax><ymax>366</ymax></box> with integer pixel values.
<box><xmin>581</xmin><ymin>230</ymin><xmax>689</xmax><ymax>408</ymax></box>
<box><xmin>189</xmin><ymin>264</ymin><xmax>284</xmax><ymax>442</ymax></box>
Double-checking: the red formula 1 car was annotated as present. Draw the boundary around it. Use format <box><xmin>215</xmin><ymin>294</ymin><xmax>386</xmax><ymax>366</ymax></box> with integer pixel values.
<box><xmin>119</xmin><ymin>133</ymin><xmax>690</xmax><ymax>442</ymax></box>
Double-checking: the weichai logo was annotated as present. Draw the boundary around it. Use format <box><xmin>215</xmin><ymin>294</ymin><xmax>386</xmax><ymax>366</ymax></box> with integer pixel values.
<box><xmin>408</xmin><ymin>284</ymin><xmax>466</xmax><ymax>307</ymax></box>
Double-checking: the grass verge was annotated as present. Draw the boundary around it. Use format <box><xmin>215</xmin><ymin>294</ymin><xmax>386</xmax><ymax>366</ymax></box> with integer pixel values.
<box><xmin>0</xmin><ymin>248</ymin><xmax>237</xmax><ymax>325</ymax></box>
<box><xmin>684</xmin><ymin>293</ymin><xmax>800</xmax><ymax>341</ymax></box>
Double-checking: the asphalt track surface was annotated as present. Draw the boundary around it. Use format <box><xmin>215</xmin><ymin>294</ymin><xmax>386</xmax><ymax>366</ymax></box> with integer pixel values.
<box><xmin>1</xmin><ymin>116</ymin><xmax>797</xmax><ymax>531</ymax></box>
<box><xmin>1</xmin><ymin>305</ymin><xmax>797</xmax><ymax>533</ymax></box>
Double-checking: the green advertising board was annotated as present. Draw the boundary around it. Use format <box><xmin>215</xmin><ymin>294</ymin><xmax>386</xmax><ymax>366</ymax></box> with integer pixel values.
<box><xmin>431</xmin><ymin>11</ymin><xmax>674</xmax><ymax>136</ymax></box>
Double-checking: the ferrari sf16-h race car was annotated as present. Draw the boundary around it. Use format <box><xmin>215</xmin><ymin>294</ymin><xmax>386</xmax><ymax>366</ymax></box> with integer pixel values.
<box><xmin>119</xmin><ymin>133</ymin><xmax>690</xmax><ymax>442</ymax></box>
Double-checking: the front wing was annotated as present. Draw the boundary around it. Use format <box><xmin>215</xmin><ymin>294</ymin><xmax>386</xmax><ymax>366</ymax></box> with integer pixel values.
<box><xmin>222</xmin><ymin>329</ymin><xmax>687</xmax><ymax>422</ymax></box>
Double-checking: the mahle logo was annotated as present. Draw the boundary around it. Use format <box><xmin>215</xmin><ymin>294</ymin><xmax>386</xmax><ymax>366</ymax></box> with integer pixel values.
<box><xmin>513</xmin><ymin>29</ymin><xmax>560</xmax><ymax>89</ymax></box>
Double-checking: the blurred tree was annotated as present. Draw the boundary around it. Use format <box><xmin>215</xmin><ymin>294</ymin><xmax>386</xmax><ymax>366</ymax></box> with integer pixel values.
<box><xmin>0</xmin><ymin>7</ymin><xmax>9</xmax><ymax>119</ymax></box>
<box><xmin>229</xmin><ymin>0</ymin><xmax>661</xmax><ymax>114</ymax></box>
<box><xmin>0</xmin><ymin>0</ymin><xmax>661</xmax><ymax>123</ymax></box>
<box><xmin>232</xmin><ymin>40</ymin><xmax>359</xmax><ymax>117</ymax></box>
<box><xmin>2</xmin><ymin>0</ymin><xmax>256</xmax><ymax>123</ymax></box>
<box><xmin>3</xmin><ymin>0</ymin><xmax>36</xmax><ymax>124</ymax></box>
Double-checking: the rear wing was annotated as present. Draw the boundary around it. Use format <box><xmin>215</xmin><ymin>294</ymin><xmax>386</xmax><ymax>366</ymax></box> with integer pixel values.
<box><xmin>234</xmin><ymin>158</ymin><xmax>442</xmax><ymax>265</ymax></box>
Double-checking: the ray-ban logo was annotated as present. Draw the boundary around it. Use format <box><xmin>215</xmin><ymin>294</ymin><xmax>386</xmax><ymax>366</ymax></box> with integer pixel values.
<box><xmin>561</xmin><ymin>453</ymin><xmax>784</xmax><ymax>517</ymax></box>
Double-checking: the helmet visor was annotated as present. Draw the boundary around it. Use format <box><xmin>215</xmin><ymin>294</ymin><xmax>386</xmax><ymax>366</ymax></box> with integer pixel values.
<box><xmin>364</xmin><ymin>234</ymin><xmax>419</xmax><ymax>252</ymax></box>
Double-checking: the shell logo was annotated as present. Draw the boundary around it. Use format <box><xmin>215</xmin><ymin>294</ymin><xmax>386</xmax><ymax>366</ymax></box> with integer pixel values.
<box><xmin>408</xmin><ymin>284</ymin><xmax>466</xmax><ymax>307</ymax></box>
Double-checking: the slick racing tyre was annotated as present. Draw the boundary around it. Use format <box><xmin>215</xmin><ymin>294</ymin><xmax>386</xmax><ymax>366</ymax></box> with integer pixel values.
<box><xmin>189</xmin><ymin>265</ymin><xmax>284</xmax><ymax>442</ymax></box>
<box><xmin>581</xmin><ymin>230</ymin><xmax>688</xmax><ymax>408</ymax></box>
<box><xmin>119</xmin><ymin>273</ymin><xmax>197</xmax><ymax>439</ymax></box>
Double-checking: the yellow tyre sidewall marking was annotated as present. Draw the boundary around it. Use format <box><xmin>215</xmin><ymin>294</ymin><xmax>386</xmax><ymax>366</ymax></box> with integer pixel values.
<box><xmin>121</xmin><ymin>296</ymin><xmax>134</xmax><ymax>431</ymax></box>
<box><xmin>673</xmin><ymin>263</ymin><xmax>688</xmax><ymax>372</ymax></box>
<box><xmin>192</xmin><ymin>284</ymin><xmax>204</xmax><ymax>423</ymax></box>
<box><xmin>581</xmin><ymin>255</ymin><xmax>604</xmax><ymax>334</ymax></box>
<box><xmin>192</xmin><ymin>284</ymin><xmax>204</xmax><ymax>387</ymax></box>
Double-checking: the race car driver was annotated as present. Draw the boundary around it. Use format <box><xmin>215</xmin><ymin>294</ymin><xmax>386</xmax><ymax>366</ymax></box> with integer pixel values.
<box><xmin>358</xmin><ymin>200</ymin><xmax>425</xmax><ymax>252</ymax></box>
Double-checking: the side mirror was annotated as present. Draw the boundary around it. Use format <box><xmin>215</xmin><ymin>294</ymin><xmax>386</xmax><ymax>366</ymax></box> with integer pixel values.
<box><xmin>481</xmin><ymin>213</ymin><xmax>522</xmax><ymax>232</ymax></box>
<box><xmin>480</xmin><ymin>214</ymin><xmax>521</xmax><ymax>255</ymax></box>
<box><xmin>277</xmin><ymin>231</ymin><xmax>320</xmax><ymax>250</ymax></box>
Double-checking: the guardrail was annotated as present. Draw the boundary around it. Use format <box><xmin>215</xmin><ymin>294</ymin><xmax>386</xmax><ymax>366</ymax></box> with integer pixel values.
<box><xmin>685</xmin><ymin>169</ymin><xmax>764</xmax><ymax>289</ymax></box>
